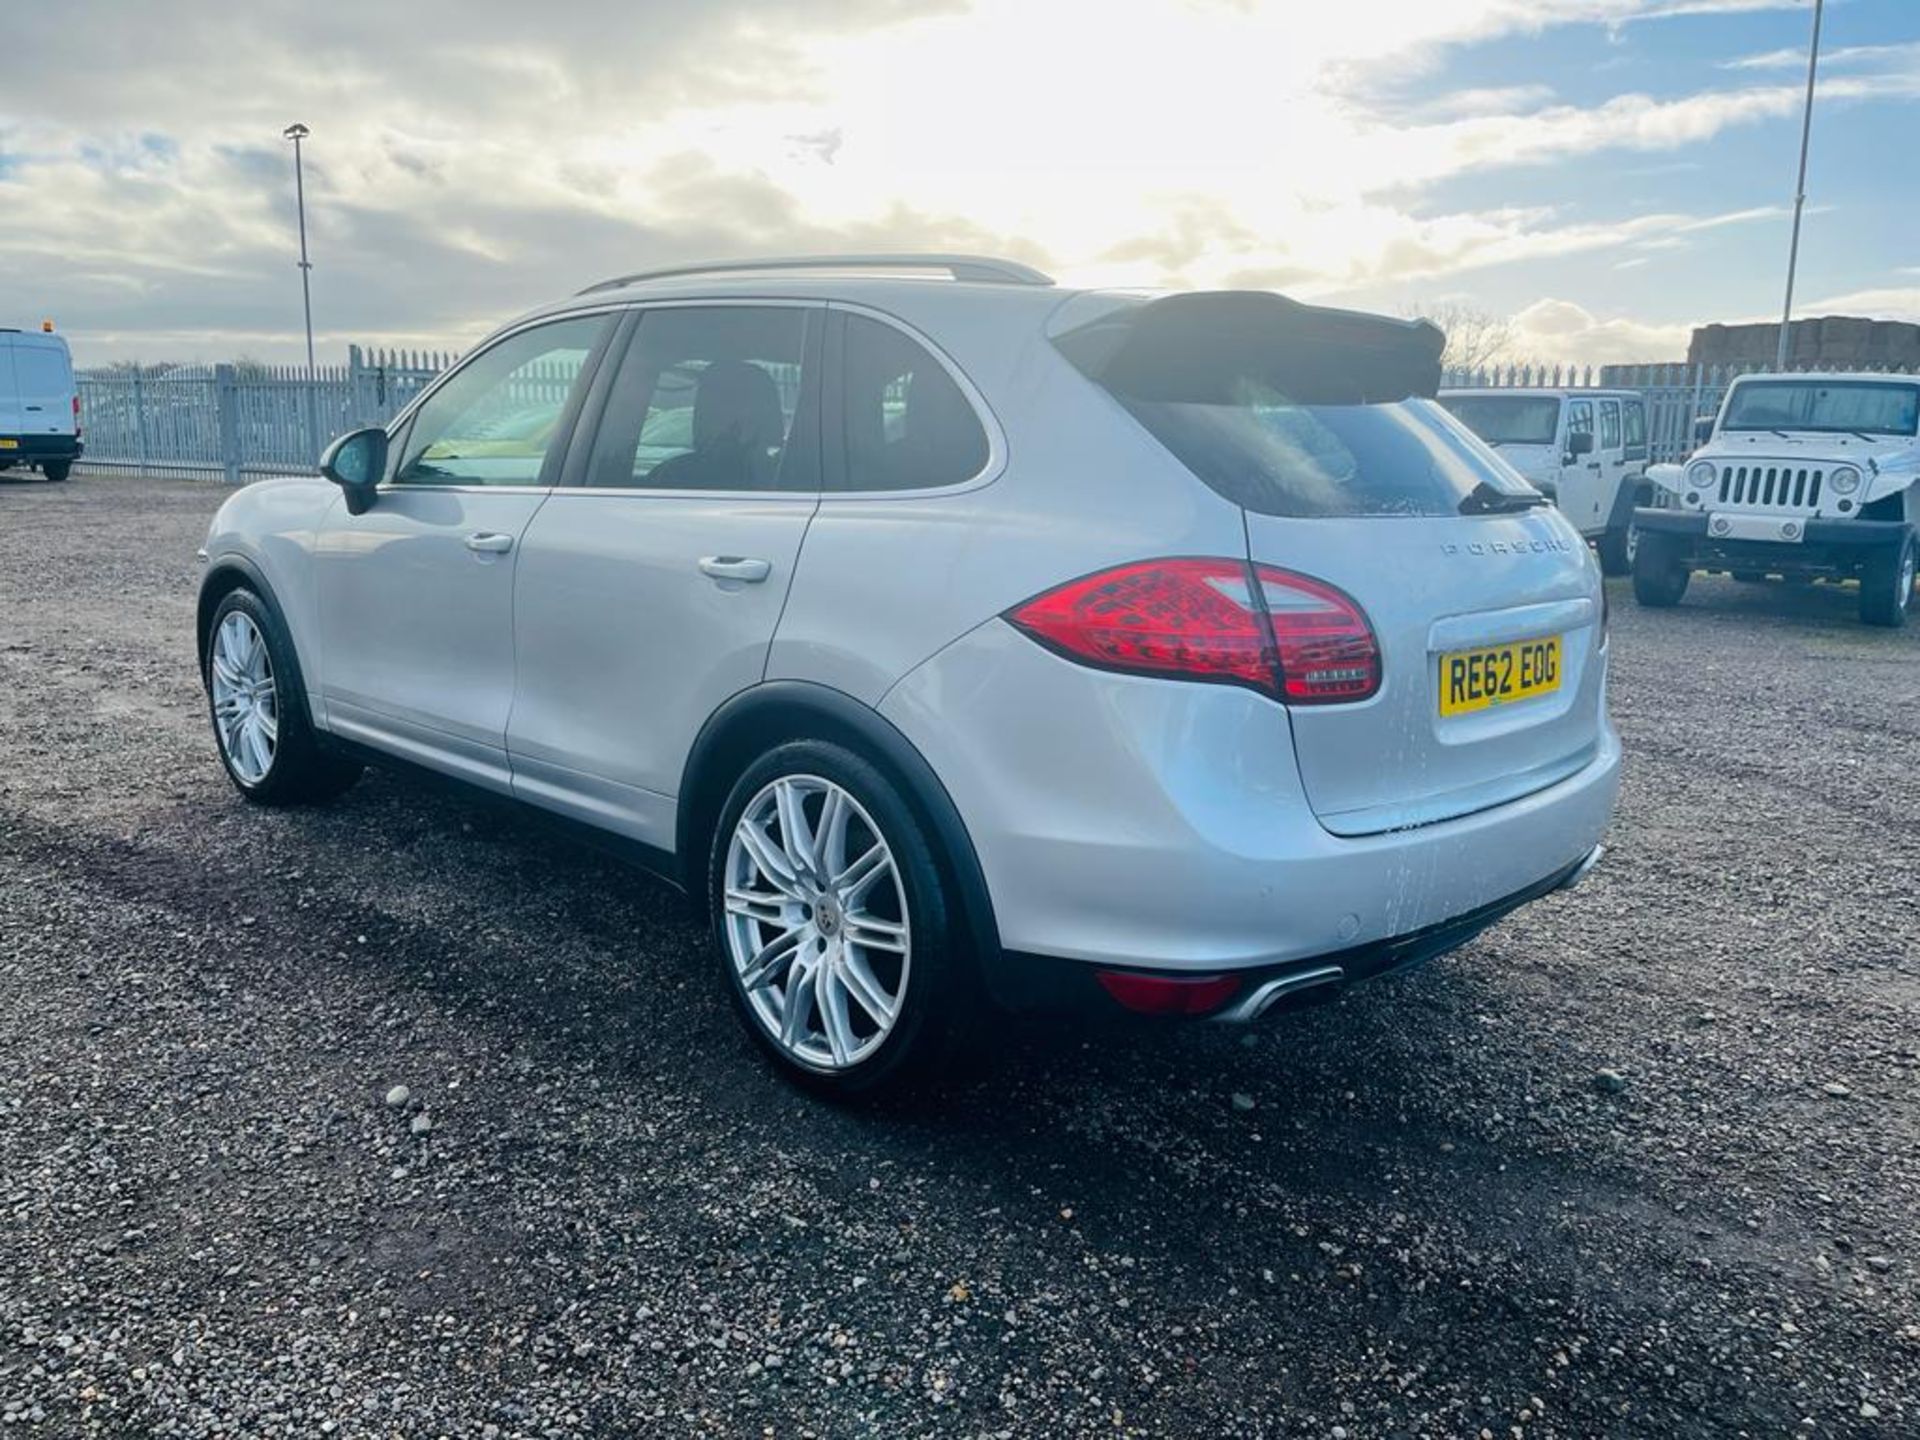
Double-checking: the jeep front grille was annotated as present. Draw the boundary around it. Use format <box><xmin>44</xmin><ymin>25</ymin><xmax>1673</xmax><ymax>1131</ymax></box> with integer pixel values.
<box><xmin>1717</xmin><ymin>464</ymin><xmax>1823</xmax><ymax>511</ymax></box>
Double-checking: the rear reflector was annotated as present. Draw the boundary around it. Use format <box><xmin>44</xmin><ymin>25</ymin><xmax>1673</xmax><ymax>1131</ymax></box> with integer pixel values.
<box><xmin>1006</xmin><ymin>558</ymin><xmax>1379</xmax><ymax>704</ymax></box>
<box><xmin>1096</xmin><ymin>970</ymin><xmax>1242</xmax><ymax>1016</ymax></box>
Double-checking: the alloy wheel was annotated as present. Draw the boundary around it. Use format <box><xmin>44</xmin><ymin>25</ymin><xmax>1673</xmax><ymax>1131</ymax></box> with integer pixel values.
<box><xmin>722</xmin><ymin>775</ymin><xmax>911</xmax><ymax>1071</ymax></box>
<box><xmin>210</xmin><ymin>611</ymin><xmax>279</xmax><ymax>784</ymax></box>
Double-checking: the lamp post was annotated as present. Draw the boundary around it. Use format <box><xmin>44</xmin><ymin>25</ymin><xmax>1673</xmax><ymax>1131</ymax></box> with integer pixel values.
<box><xmin>1775</xmin><ymin>0</ymin><xmax>1824</xmax><ymax>371</ymax></box>
<box><xmin>283</xmin><ymin>122</ymin><xmax>319</xmax><ymax>461</ymax></box>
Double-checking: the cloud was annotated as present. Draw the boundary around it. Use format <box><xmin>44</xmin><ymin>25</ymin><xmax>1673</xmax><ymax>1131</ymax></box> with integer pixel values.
<box><xmin>1509</xmin><ymin>298</ymin><xmax>1695</xmax><ymax>364</ymax></box>
<box><xmin>3</xmin><ymin>0</ymin><xmax>1914</xmax><ymax>363</ymax></box>
<box><xmin>1723</xmin><ymin>41</ymin><xmax>1920</xmax><ymax>72</ymax></box>
<box><xmin>1797</xmin><ymin>287</ymin><xmax>1920</xmax><ymax>324</ymax></box>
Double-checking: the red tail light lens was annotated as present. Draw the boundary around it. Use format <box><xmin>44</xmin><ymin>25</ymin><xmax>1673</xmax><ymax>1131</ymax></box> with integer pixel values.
<box><xmin>72</xmin><ymin>393</ymin><xmax>82</xmax><ymax>437</ymax></box>
<box><xmin>1096</xmin><ymin>970</ymin><xmax>1242</xmax><ymax>1016</ymax></box>
<box><xmin>1006</xmin><ymin>558</ymin><xmax>1379</xmax><ymax>704</ymax></box>
<box><xmin>1253</xmin><ymin>567</ymin><xmax>1381</xmax><ymax>704</ymax></box>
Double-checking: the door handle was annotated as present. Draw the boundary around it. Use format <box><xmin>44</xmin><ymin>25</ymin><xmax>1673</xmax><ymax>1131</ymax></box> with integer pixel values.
<box><xmin>698</xmin><ymin>555</ymin><xmax>772</xmax><ymax>583</ymax></box>
<box><xmin>465</xmin><ymin>532</ymin><xmax>514</xmax><ymax>554</ymax></box>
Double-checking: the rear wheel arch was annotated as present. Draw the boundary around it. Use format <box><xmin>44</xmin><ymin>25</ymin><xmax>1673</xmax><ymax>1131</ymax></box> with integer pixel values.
<box><xmin>677</xmin><ymin>682</ymin><xmax>1002</xmax><ymax>966</ymax></box>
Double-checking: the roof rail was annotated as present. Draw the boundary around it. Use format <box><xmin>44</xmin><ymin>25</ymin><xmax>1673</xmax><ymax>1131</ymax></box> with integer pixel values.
<box><xmin>577</xmin><ymin>253</ymin><xmax>1055</xmax><ymax>295</ymax></box>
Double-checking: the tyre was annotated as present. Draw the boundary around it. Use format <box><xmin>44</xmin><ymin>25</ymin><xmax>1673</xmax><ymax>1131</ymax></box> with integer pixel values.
<box><xmin>709</xmin><ymin>739</ymin><xmax>976</xmax><ymax>1097</ymax></box>
<box><xmin>1596</xmin><ymin>521</ymin><xmax>1634</xmax><ymax>577</ymax></box>
<box><xmin>1631</xmin><ymin>532</ymin><xmax>1691</xmax><ymax>608</ymax></box>
<box><xmin>1859</xmin><ymin>535</ymin><xmax>1916</xmax><ymax>629</ymax></box>
<box><xmin>42</xmin><ymin>460</ymin><xmax>72</xmax><ymax>483</ymax></box>
<box><xmin>204</xmin><ymin>588</ymin><xmax>362</xmax><ymax>804</ymax></box>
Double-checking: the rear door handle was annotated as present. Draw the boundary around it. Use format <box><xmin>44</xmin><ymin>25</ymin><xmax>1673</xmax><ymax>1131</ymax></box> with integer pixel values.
<box><xmin>698</xmin><ymin>555</ymin><xmax>772</xmax><ymax>583</ymax></box>
<box><xmin>465</xmin><ymin>532</ymin><xmax>514</xmax><ymax>554</ymax></box>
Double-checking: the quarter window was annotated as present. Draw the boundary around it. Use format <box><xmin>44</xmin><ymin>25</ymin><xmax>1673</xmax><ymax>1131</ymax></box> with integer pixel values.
<box><xmin>837</xmin><ymin>315</ymin><xmax>990</xmax><ymax>491</ymax></box>
<box><xmin>394</xmin><ymin>315</ymin><xmax>609</xmax><ymax>486</ymax></box>
<box><xmin>582</xmin><ymin>307</ymin><xmax>816</xmax><ymax>491</ymax></box>
<box><xmin>1599</xmin><ymin>399</ymin><xmax>1622</xmax><ymax>450</ymax></box>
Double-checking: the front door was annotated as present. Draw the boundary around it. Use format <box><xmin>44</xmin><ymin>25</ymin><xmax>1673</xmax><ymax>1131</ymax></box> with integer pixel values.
<box><xmin>1559</xmin><ymin>397</ymin><xmax>1606</xmax><ymax>536</ymax></box>
<box><xmin>1594</xmin><ymin>397</ymin><xmax>1627</xmax><ymax>530</ymax></box>
<box><xmin>507</xmin><ymin>303</ymin><xmax>824</xmax><ymax>851</ymax></box>
<box><xmin>312</xmin><ymin>313</ymin><xmax>613</xmax><ymax>792</ymax></box>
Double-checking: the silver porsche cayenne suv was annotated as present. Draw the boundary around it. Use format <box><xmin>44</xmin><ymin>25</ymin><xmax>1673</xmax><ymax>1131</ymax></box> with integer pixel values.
<box><xmin>197</xmin><ymin>254</ymin><xmax>1619</xmax><ymax>1094</ymax></box>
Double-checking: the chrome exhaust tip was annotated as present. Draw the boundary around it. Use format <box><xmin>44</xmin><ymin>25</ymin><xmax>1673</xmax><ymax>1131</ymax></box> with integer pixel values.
<box><xmin>1214</xmin><ymin>964</ymin><xmax>1345</xmax><ymax>1024</ymax></box>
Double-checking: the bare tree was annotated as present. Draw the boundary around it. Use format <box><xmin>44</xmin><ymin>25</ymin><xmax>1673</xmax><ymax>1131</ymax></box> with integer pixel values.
<box><xmin>1400</xmin><ymin>301</ymin><xmax>1517</xmax><ymax>373</ymax></box>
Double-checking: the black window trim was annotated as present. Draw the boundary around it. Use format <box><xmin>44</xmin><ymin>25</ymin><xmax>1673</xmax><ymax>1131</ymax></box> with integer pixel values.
<box><xmin>821</xmin><ymin>300</ymin><xmax>1006</xmax><ymax>499</ymax></box>
<box><xmin>378</xmin><ymin>306</ymin><xmax>626</xmax><ymax>495</ymax></box>
<box><xmin>553</xmin><ymin>297</ymin><xmax>827</xmax><ymax>497</ymax></box>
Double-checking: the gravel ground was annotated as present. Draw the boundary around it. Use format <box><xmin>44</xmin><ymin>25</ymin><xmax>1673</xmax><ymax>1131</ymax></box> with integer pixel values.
<box><xmin>2</xmin><ymin>471</ymin><xmax>1917</xmax><ymax>1439</ymax></box>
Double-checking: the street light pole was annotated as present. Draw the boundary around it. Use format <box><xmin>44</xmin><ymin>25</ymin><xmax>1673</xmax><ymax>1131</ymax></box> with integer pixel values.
<box><xmin>1775</xmin><ymin>0</ymin><xmax>1824</xmax><ymax>371</ymax></box>
<box><xmin>283</xmin><ymin>122</ymin><xmax>319</xmax><ymax>461</ymax></box>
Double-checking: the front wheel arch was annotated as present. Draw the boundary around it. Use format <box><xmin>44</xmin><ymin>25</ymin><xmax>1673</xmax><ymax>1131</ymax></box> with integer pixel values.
<box><xmin>678</xmin><ymin>682</ymin><xmax>1003</xmax><ymax>981</ymax></box>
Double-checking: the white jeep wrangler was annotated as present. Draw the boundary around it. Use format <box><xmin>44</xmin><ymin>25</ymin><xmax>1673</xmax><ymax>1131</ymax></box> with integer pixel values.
<box><xmin>1635</xmin><ymin>372</ymin><xmax>1919</xmax><ymax>627</ymax></box>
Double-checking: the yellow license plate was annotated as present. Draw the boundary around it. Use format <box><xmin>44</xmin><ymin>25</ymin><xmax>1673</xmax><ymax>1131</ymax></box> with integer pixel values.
<box><xmin>0</xmin><ymin>439</ymin><xmax>18</xmax><ymax>449</ymax></box>
<box><xmin>1438</xmin><ymin>635</ymin><xmax>1562</xmax><ymax>717</ymax></box>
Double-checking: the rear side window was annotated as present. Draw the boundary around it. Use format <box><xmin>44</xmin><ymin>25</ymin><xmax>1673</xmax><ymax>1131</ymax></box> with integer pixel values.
<box><xmin>582</xmin><ymin>306</ymin><xmax>817</xmax><ymax>491</ymax></box>
<box><xmin>1599</xmin><ymin>399</ymin><xmax>1621</xmax><ymax>450</ymax></box>
<box><xmin>835</xmin><ymin>315</ymin><xmax>989</xmax><ymax>491</ymax></box>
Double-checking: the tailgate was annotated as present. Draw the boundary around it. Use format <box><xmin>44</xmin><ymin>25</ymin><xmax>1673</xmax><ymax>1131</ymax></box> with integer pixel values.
<box><xmin>1247</xmin><ymin>510</ymin><xmax>1605</xmax><ymax>836</ymax></box>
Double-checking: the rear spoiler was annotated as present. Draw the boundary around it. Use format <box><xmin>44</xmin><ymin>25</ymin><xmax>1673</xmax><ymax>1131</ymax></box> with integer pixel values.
<box><xmin>1055</xmin><ymin>291</ymin><xmax>1445</xmax><ymax>407</ymax></box>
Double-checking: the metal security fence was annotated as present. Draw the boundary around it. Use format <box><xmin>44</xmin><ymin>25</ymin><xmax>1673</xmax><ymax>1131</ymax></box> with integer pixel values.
<box><xmin>1443</xmin><ymin>361</ymin><xmax>1919</xmax><ymax>465</ymax></box>
<box><xmin>75</xmin><ymin>346</ymin><xmax>454</xmax><ymax>482</ymax></box>
<box><xmin>73</xmin><ymin>349</ymin><xmax>1920</xmax><ymax>482</ymax></box>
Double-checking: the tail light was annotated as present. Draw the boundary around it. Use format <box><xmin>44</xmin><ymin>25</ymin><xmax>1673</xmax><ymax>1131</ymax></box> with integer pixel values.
<box><xmin>73</xmin><ymin>394</ymin><xmax>82</xmax><ymax>437</ymax></box>
<box><xmin>1005</xmin><ymin>558</ymin><xmax>1379</xmax><ymax>704</ymax></box>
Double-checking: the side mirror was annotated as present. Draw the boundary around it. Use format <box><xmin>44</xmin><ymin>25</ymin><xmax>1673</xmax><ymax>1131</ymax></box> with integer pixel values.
<box><xmin>1692</xmin><ymin>416</ymin><xmax>1715</xmax><ymax>448</ymax></box>
<box><xmin>320</xmin><ymin>427</ymin><xmax>388</xmax><ymax>516</ymax></box>
<box><xmin>1566</xmin><ymin>431</ymin><xmax>1594</xmax><ymax>458</ymax></box>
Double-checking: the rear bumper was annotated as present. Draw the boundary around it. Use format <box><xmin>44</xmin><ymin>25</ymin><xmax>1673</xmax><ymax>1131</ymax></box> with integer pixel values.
<box><xmin>1636</xmin><ymin>507</ymin><xmax>1910</xmax><ymax>570</ymax></box>
<box><xmin>998</xmin><ymin>842</ymin><xmax>1606</xmax><ymax>1018</ymax></box>
<box><xmin>0</xmin><ymin>434</ymin><xmax>83</xmax><ymax>461</ymax></box>
<box><xmin>879</xmin><ymin>619</ymin><xmax>1621</xmax><ymax>998</ymax></box>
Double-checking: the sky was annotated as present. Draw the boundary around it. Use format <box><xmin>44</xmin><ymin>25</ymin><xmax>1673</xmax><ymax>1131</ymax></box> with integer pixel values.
<box><xmin>2</xmin><ymin>0</ymin><xmax>1915</xmax><ymax>368</ymax></box>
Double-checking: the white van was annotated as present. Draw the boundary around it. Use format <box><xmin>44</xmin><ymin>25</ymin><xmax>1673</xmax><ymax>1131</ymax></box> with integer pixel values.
<box><xmin>1438</xmin><ymin>387</ymin><xmax>1649</xmax><ymax>574</ymax></box>
<box><xmin>0</xmin><ymin>327</ymin><xmax>83</xmax><ymax>482</ymax></box>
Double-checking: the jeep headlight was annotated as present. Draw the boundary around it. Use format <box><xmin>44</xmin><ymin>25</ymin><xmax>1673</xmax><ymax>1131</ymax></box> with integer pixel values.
<box><xmin>1686</xmin><ymin>460</ymin><xmax>1716</xmax><ymax>491</ymax></box>
<box><xmin>1829</xmin><ymin>465</ymin><xmax>1861</xmax><ymax>496</ymax></box>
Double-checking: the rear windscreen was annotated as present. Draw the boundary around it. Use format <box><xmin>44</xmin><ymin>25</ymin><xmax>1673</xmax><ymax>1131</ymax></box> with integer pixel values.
<box><xmin>1057</xmin><ymin>297</ymin><xmax>1534</xmax><ymax>518</ymax></box>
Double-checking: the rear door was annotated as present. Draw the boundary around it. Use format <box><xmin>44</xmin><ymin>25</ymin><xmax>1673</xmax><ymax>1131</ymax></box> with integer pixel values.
<box><xmin>506</xmin><ymin>303</ymin><xmax>823</xmax><ymax>851</ymax></box>
<box><xmin>12</xmin><ymin>339</ymin><xmax>74</xmax><ymax>437</ymax></box>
